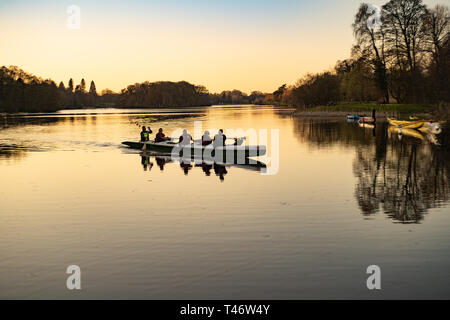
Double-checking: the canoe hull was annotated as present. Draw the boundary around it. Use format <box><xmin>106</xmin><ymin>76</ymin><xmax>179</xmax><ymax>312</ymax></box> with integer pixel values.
<box><xmin>122</xmin><ymin>141</ymin><xmax>267</xmax><ymax>161</ymax></box>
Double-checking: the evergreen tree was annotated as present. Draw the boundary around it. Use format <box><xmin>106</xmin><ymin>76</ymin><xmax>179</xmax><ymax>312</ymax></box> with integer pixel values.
<box><xmin>68</xmin><ymin>78</ymin><xmax>74</xmax><ymax>92</ymax></box>
<box><xmin>80</xmin><ymin>79</ymin><xmax>86</xmax><ymax>92</ymax></box>
<box><xmin>89</xmin><ymin>80</ymin><xmax>97</xmax><ymax>96</ymax></box>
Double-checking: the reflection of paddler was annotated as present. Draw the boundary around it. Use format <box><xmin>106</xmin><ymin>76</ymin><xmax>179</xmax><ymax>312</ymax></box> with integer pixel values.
<box><xmin>155</xmin><ymin>157</ymin><xmax>167</xmax><ymax>170</ymax></box>
<box><xmin>180</xmin><ymin>161</ymin><xmax>192</xmax><ymax>175</ymax></box>
<box><xmin>141</xmin><ymin>155</ymin><xmax>153</xmax><ymax>171</ymax></box>
<box><xmin>201</xmin><ymin>162</ymin><xmax>212</xmax><ymax>176</ymax></box>
<box><xmin>214</xmin><ymin>163</ymin><xmax>228</xmax><ymax>181</ymax></box>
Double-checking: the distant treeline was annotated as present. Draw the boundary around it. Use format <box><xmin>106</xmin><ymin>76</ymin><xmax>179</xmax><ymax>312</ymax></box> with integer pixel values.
<box><xmin>270</xmin><ymin>0</ymin><xmax>449</xmax><ymax>109</ymax></box>
<box><xmin>0</xmin><ymin>66</ymin><xmax>60</xmax><ymax>113</ymax></box>
<box><xmin>0</xmin><ymin>66</ymin><xmax>270</xmax><ymax>112</ymax></box>
<box><xmin>118</xmin><ymin>81</ymin><xmax>210</xmax><ymax>108</ymax></box>
<box><xmin>0</xmin><ymin>66</ymin><xmax>116</xmax><ymax>112</ymax></box>
<box><xmin>2</xmin><ymin>0</ymin><xmax>447</xmax><ymax>113</ymax></box>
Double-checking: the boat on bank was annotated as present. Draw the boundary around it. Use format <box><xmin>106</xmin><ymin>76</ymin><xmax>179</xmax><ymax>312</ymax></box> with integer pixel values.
<box><xmin>358</xmin><ymin>116</ymin><xmax>375</xmax><ymax>124</ymax></box>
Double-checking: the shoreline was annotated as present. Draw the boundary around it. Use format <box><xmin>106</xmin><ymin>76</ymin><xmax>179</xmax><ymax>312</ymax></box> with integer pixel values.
<box><xmin>290</xmin><ymin>103</ymin><xmax>448</xmax><ymax>119</ymax></box>
<box><xmin>292</xmin><ymin>111</ymin><xmax>392</xmax><ymax>118</ymax></box>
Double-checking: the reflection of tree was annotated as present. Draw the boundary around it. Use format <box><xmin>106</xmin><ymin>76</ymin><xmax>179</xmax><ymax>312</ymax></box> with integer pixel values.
<box><xmin>0</xmin><ymin>145</ymin><xmax>27</xmax><ymax>161</ymax></box>
<box><xmin>293</xmin><ymin>118</ymin><xmax>450</xmax><ymax>223</ymax></box>
<box><xmin>353</xmin><ymin>128</ymin><xmax>449</xmax><ymax>223</ymax></box>
<box><xmin>0</xmin><ymin>116</ymin><xmax>72</xmax><ymax>162</ymax></box>
<box><xmin>293</xmin><ymin>118</ymin><xmax>380</xmax><ymax>148</ymax></box>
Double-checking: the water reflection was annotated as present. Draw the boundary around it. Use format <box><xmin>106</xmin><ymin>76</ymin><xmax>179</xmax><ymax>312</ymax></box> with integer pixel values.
<box><xmin>138</xmin><ymin>153</ymin><xmax>264</xmax><ymax>181</ymax></box>
<box><xmin>293</xmin><ymin>118</ymin><xmax>449</xmax><ymax>223</ymax></box>
<box><xmin>0</xmin><ymin>111</ymin><xmax>204</xmax><ymax>163</ymax></box>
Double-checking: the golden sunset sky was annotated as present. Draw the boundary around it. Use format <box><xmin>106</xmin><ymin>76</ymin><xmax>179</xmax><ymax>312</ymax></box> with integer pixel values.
<box><xmin>0</xmin><ymin>0</ymin><xmax>441</xmax><ymax>93</ymax></box>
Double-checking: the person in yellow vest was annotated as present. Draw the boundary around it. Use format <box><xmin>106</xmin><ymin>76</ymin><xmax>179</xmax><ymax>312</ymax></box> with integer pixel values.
<box><xmin>140</xmin><ymin>126</ymin><xmax>152</xmax><ymax>142</ymax></box>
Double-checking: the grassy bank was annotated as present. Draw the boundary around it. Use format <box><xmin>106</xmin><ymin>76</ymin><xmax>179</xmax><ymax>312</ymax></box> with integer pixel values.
<box><xmin>294</xmin><ymin>103</ymin><xmax>442</xmax><ymax>118</ymax></box>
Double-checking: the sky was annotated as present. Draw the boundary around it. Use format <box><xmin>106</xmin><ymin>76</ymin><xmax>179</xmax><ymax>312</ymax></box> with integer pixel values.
<box><xmin>0</xmin><ymin>0</ymin><xmax>443</xmax><ymax>94</ymax></box>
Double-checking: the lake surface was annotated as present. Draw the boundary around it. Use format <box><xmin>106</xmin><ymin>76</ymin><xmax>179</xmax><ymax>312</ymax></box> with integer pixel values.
<box><xmin>1</xmin><ymin>105</ymin><xmax>449</xmax><ymax>299</ymax></box>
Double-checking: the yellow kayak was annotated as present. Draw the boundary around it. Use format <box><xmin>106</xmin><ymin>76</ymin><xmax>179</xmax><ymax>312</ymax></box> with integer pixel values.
<box><xmin>387</xmin><ymin>118</ymin><xmax>425</xmax><ymax>129</ymax></box>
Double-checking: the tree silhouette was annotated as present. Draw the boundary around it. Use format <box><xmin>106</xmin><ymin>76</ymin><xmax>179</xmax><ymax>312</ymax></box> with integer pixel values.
<box><xmin>89</xmin><ymin>81</ymin><xmax>97</xmax><ymax>96</ymax></box>
<box><xmin>68</xmin><ymin>78</ymin><xmax>74</xmax><ymax>93</ymax></box>
<box><xmin>79</xmin><ymin>79</ymin><xmax>86</xmax><ymax>92</ymax></box>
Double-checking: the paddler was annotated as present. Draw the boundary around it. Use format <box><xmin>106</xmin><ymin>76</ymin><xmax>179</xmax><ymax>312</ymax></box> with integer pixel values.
<box><xmin>179</xmin><ymin>129</ymin><xmax>193</xmax><ymax>145</ymax></box>
<box><xmin>155</xmin><ymin>128</ymin><xmax>170</xmax><ymax>143</ymax></box>
<box><xmin>140</xmin><ymin>126</ymin><xmax>152</xmax><ymax>142</ymax></box>
<box><xmin>213</xmin><ymin>129</ymin><xmax>227</xmax><ymax>148</ymax></box>
<box><xmin>202</xmin><ymin>131</ymin><xmax>212</xmax><ymax>146</ymax></box>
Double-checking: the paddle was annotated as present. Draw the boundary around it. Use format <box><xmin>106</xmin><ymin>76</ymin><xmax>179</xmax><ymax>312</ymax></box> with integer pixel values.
<box><xmin>191</xmin><ymin>137</ymin><xmax>246</xmax><ymax>145</ymax></box>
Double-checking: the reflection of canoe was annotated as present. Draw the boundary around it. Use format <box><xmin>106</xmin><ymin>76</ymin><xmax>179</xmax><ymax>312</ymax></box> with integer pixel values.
<box><xmin>123</xmin><ymin>140</ymin><xmax>266</xmax><ymax>161</ymax></box>
<box><xmin>388</xmin><ymin>126</ymin><xmax>425</xmax><ymax>140</ymax></box>
<box><xmin>145</xmin><ymin>154</ymin><xmax>267</xmax><ymax>170</ymax></box>
<box><xmin>359</xmin><ymin>122</ymin><xmax>375</xmax><ymax>129</ymax></box>
<box><xmin>387</xmin><ymin>118</ymin><xmax>425</xmax><ymax>129</ymax></box>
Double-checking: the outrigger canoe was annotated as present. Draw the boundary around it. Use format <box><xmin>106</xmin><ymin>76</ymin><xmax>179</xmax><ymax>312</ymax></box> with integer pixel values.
<box><xmin>387</xmin><ymin>118</ymin><xmax>425</xmax><ymax>129</ymax></box>
<box><xmin>122</xmin><ymin>140</ymin><xmax>266</xmax><ymax>162</ymax></box>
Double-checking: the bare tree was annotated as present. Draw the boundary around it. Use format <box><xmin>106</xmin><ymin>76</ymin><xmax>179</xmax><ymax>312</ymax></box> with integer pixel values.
<box><xmin>382</xmin><ymin>0</ymin><xmax>429</xmax><ymax>102</ymax></box>
<box><xmin>352</xmin><ymin>3</ymin><xmax>389</xmax><ymax>103</ymax></box>
<box><xmin>423</xmin><ymin>5</ymin><xmax>449</xmax><ymax>67</ymax></box>
<box><xmin>422</xmin><ymin>5</ymin><xmax>449</xmax><ymax>102</ymax></box>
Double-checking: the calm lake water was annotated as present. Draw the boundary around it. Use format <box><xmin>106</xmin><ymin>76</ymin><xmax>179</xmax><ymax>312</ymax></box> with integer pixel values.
<box><xmin>1</xmin><ymin>105</ymin><xmax>449</xmax><ymax>299</ymax></box>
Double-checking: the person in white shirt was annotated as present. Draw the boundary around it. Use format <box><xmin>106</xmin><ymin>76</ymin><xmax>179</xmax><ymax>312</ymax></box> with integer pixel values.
<box><xmin>213</xmin><ymin>129</ymin><xmax>227</xmax><ymax>148</ymax></box>
<box><xmin>179</xmin><ymin>129</ymin><xmax>193</xmax><ymax>145</ymax></box>
<box><xmin>202</xmin><ymin>131</ymin><xmax>212</xmax><ymax>146</ymax></box>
